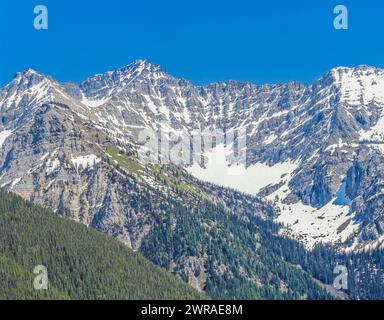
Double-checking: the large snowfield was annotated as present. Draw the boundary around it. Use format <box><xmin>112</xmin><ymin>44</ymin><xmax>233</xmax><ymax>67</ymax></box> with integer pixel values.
<box><xmin>187</xmin><ymin>144</ymin><xmax>358</xmax><ymax>248</ymax></box>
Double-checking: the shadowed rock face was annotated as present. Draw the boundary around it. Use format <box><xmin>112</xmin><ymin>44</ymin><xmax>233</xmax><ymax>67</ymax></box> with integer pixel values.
<box><xmin>1</xmin><ymin>61</ymin><xmax>384</xmax><ymax>247</ymax></box>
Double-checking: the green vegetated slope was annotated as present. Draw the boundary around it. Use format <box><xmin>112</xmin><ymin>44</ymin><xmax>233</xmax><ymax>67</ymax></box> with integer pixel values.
<box><xmin>0</xmin><ymin>190</ymin><xmax>206</xmax><ymax>300</ymax></box>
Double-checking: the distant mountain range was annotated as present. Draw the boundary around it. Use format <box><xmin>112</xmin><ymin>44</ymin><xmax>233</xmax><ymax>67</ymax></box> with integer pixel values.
<box><xmin>1</xmin><ymin>60</ymin><xmax>384</xmax><ymax>299</ymax></box>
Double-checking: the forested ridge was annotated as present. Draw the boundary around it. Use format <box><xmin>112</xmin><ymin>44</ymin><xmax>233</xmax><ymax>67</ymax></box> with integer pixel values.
<box><xmin>250</xmin><ymin>214</ymin><xmax>384</xmax><ymax>300</ymax></box>
<box><xmin>0</xmin><ymin>189</ymin><xmax>206</xmax><ymax>300</ymax></box>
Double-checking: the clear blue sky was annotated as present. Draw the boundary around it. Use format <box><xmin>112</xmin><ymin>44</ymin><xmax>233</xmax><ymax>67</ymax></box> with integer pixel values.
<box><xmin>0</xmin><ymin>0</ymin><xmax>383</xmax><ymax>86</ymax></box>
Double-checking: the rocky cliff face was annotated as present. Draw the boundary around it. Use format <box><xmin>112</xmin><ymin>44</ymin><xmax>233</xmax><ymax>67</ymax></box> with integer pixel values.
<box><xmin>1</xmin><ymin>60</ymin><xmax>384</xmax><ymax>250</ymax></box>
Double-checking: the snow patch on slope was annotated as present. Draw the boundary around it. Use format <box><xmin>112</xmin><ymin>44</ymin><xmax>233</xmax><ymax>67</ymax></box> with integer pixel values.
<box><xmin>0</xmin><ymin>130</ymin><xmax>12</xmax><ymax>148</ymax></box>
<box><xmin>81</xmin><ymin>92</ymin><xmax>110</xmax><ymax>108</ymax></box>
<box><xmin>187</xmin><ymin>144</ymin><xmax>298</xmax><ymax>195</ymax></box>
<box><xmin>270</xmin><ymin>177</ymin><xmax>358</xmax><ymax>248</ymax></box>
<box><xmin>46</xmin><ymin>158</ymin><xmax>60</xmax><ymax>175</ymax></box>
<box><xmin>9</xmin><ymin>177</ymin><xmax>22</xmax><ymax>190</ymax></box>
<box><xmin>71</xmin><ymin>154</ymin><xmax>101</xmax><ymax>170</ymax></box>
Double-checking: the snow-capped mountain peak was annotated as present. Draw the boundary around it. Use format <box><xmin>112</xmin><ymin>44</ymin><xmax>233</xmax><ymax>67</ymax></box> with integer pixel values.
<box><xmin>331</xmin><ymin>65</ymin><xmax>384</xmax><ymax>106</ymax></box>
<box><xmin>0</xmin><ymin>68</ymin><xmax>55</xmax><ymax>114</ymax></box>
<box><xmin>78</xmin><ymin>60</ymin><xmax>168</xmax><ymax>103</ymax></box>
<box><xmin>123</xmin><ymin>59</ymin><xmax>163</xmax><ymax>73</ymax></box>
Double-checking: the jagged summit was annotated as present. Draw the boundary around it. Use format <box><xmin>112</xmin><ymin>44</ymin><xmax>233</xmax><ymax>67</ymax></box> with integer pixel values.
<box><xmin>81</xmin><ymin>59</ymin><xmax>164</xmax><ymax>82</ymax></box>
<box><xmin>12</xmin><ymin>68</ymin><xmax>50</xmax><ymax>84</ymax></box>
<box><xmin>122</xmin><ymin>59</ymin><xmax>163</xmax><ymax>72</ymax></box>
<box><xmin>17</xmin><ymin>68</ymin><xmax>41</xmax><ymax>76</ymax></box>
<box><xmin>318</xmin><ymin>65</ymin><xmax>384</xmax><ymax>84</ymax></box>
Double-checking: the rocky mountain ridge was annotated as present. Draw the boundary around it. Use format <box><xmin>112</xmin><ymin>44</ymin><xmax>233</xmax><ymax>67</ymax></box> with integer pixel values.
<box><xmin>2</xmin><ymin>60</ymin><xmax>384</xmax><ymax>249</ymax></box>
